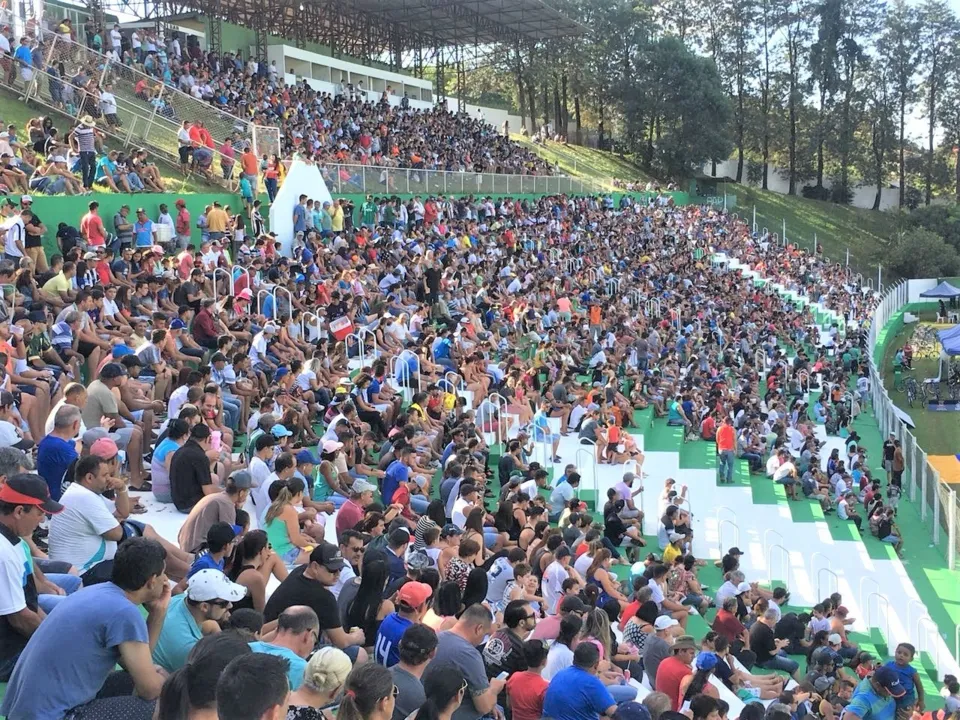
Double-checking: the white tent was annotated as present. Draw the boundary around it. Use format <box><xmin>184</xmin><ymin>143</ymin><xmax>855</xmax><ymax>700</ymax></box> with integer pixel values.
<box><xmin>268</xmin><ymin>159</ymin><xmax>334</xmax><ymax>257</ymax></box>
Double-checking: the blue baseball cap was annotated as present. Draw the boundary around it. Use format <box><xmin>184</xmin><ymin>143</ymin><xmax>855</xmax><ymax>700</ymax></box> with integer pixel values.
<box><xmin>275</xmin><ymin>367</ymin><xmax>289</xmax><ymax>379</ymax></box>
<box><xmin>696</xmin><ymin>651</ymin><xmax>718</xmax><ymax>671</ymax></box>
<box><xmin>296</xmin><ymin>449</ymin><xmax>318</xmax><ymax>465</ymax></box>
<box><xmin>170</xmin><ymin>319</ymin><xmax>186</xmax><ymax>330</ymax></box>
<box><xmin>270</xmin><ymin>424</ymin><xmax>293</xmax><ymax>438</ymax></box>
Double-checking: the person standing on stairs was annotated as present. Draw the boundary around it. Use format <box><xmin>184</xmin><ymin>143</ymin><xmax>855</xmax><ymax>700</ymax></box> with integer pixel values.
<box><xmin>716</xmin><ymin>417</ymin><xmax>736</xmax><ymax>484</ymax></box>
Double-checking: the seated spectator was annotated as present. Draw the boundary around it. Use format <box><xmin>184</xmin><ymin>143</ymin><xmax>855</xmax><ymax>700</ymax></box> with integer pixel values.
<box><xmin>0</xmin><ymin>537</ymin><xmax>170</xmax><ymax>720</ymax></box>
<box><xmin>152</xmin><ymin>568</ymin><xmax>247</xmax><ymax>671</ymax></box>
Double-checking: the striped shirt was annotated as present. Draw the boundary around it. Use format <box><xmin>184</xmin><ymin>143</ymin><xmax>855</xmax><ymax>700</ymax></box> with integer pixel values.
<box><xmin>73</xmin><ymin>125</ymin><xmax>96</xmax><ymax>152</ymax></box>
<box><xmin>51</xmin><ymin>321</ymin><xmax>73</xmax><ymax>350</ymax></box>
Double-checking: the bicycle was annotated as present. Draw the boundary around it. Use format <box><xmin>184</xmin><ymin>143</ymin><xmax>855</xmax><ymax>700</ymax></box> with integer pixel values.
<box><xmin>904</xmin><ymin>376</ymin><xmax>918</xmax><ymax>407</ymax></box>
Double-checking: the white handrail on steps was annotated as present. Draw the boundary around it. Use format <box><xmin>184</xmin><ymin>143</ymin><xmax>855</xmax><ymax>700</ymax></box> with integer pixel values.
<box><xmin>763</xmin><ymin>529</ymin><xmax>783</xmax><ymax>559</ymax></box>
<box><xmin>866</xmin><ymin>592</ymin><xmax>892</xmax><ymax>649</ymax></box>
<box><xmin>576</xmin><ymin>443</ymin><xmax>599</xmax><ymax>506</ymax></box>
<box><xmin>766</xmin><ymin>543</ymin><xmax>790</xmax><ymax>589</ymax></box>
<box><xmin>917</xmin><ymin>616</ymin><xmax>942</xmax><ymax>681</ymax></box>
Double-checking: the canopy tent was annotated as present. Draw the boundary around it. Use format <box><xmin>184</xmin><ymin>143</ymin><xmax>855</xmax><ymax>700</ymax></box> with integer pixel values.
<box><xmin>942</xmin><ymin>333</ymin><xmax>960</xmax><ymax>357</ymax></box>
<box><xmin>919</xmin><ymin>281</ymin><xmax>960</xmax><ymax>298</ymax></box>
<box><xmin>268</xmin><ymin>159</ymin><xmax>333</xmax><ymax>257</ymax></box>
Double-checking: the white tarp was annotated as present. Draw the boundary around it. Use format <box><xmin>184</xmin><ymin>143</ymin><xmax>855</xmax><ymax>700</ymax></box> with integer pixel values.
<box><xmin>268</xmin><ymin>159</ymin><xmax>333</xmax><ymax>256</ymax></box>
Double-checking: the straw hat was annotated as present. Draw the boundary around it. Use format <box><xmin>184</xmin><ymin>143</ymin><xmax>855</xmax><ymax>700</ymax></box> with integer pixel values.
<box><xmin>79</xmin><ymin>115</ymin><xmax>95</xmax><ymax>127</ymax></box>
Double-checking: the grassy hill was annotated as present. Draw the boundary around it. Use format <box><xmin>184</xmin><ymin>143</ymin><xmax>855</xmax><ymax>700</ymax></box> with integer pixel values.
<box><xmin>736</xmin><ymin>186</ymin><xmax>897</xmax><ymax>279</ymax></box>
<box><xmin>511</xmin><ymin>136</ymin><xmax>654</xmax><ymax>190</ymax></box>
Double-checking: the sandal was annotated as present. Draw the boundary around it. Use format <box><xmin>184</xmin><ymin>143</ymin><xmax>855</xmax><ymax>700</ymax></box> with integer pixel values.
<box><xmin>131</xmin><ymin>480</ymin><xmax>153</xmax><ymax>492</ymax></box>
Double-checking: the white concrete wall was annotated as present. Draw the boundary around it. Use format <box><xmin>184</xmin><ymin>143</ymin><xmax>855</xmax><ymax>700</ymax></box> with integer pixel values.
<box><xmin>908</xmin><ymin>278</ymin><xmax>940</xmax><ymax>304</ymax></box>
<box><xmin>703</xmin><ymin>158</ymin><xmax>902</xmax><ymax>211</ymax></box>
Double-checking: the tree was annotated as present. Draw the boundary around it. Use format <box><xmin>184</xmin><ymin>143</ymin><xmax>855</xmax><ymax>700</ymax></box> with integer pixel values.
<box><xmin>858</xmin><ymin>63</ymin><xmax>897</xmax><ymax>210</ymax></box>
<box><xmin>917</xmin><ymin>0</ymin><xmax>958</xmax><ymax>205</ymax></box>
<box><xmin>878</xmin><ymin>0</ymin><xmax>921</xmax><ymax>208</ymax></box>
<box><xmin>808</xmin><ymin>0</ymin><xmax>846</xmax><ymax>190</ymax></box>
<box><xmin>624</xmin><ymin>37</ymin><xmax>734</xmax><ymax>178</ymax></box>
<box><xmin>888</xmin><ymin>228</ymin><xmax>960</xmax><ymax>278</ymax></box>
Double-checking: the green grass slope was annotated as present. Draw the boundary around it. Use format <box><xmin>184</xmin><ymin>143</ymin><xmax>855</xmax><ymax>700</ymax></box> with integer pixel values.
<box><xmin>511</xmin><ymin>136</ymin><xmax>654</xmax><ymax>190</ymax></box>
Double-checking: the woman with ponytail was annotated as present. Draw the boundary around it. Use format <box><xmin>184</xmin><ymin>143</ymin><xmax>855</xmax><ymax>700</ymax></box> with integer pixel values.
<box><xmin>156</xmin><ymin>631</ymin><xmax>252</xmax><ymax>720</ymax></box>
<box><xmin>287</xmin><ymin>646</ymin><xmax>352</xmax><ymax>719</ymax></box>
<box><xmin>337</xmin><ymin>662</ymin><xmax>396</xmax><ymax>720</ymax></box>
<box><xmin>263</xmin><ymin>477</ymin><xmax>314</xmax><ymax>567</ymax></box>
<box><xmin>416</xmin><ymin>663</ymin><xmax>466</xmax><ymax>720</ymax></box>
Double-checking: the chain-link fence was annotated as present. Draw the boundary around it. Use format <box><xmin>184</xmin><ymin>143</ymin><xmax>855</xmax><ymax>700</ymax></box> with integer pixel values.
<box><xmin>40</xmin><ymin>32</ymin><xmax>253</xmax><ymax>152</ymax></box>
<box><xmin>322</xmin><ymin>164</ymin><xmax>605</xmax><ymax>196</ymax></box>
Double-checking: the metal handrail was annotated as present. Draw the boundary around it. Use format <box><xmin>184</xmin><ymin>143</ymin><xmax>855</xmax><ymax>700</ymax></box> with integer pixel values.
<box><xmin>866</xmin><ymin>592</ymin><xmax>892</xmax><ymax>647</ymax></box>
<box><xmin>718</xmin><ymin>519</ymin><xmax>739</xmax><ymax>556</ymax></box>
<box><xmin>212</xmin><ymin>267</ymin><xmax>233</xmax><ymax>305</ymax></box>
<box><xmin>906</xmin><ymin>599</ymin><xmax>928</xmax><ymax>636</ymax></box>
<box><xmin>271</xmin><ymin>286</ymin><xmax>294</xmax><ymax>323</ymax></box>
<box><xmin>301</xmin><ymin>311</ymin><xmax>323</xmax><ymax>341</ymax></box>
<box><xmin>763</xmin><ymin>529</ymin><xmax>783</xmax><ymax>559</ymax></box>
<box><xmin>810</xmin><ymin>552</ymin><xmax>831</xmax><ymax>587</ymax></box>
<box><xmin>576</xmin><ymin>442</ymin><xmax>599</xmax><ymax>504</ymax></box>
<box><xmin>486</xmin><ymin>393</ymin><xmax>509</xmax><ymax>450</ymax></box>
<box><xmin>917</xmin><ymin>616</ymin><xmax>942</xmax><ymax>681</ymax></box>
<box><xmin>766</xmin><ymin>543</ymin><xmax>790</xmax><ymax>589</ymax></box>
<box><xmin>256</xmin><ymin>289</ymin><xmax>273</xmax><ymax>316</ymax></box>
<box><xmin>357</xmin><ymin>326</ymin><xmax>378</xmax><ymax>365</ymax></box>
<box><xmin>645</xmin><ymin>298</ymin><xmax>662</xmax><ymax>319</ymax></box>
<box><xmin>817</xmin><ymin>568</ymin><xmax>838</xmax><ymax>599</ymax></box>
<box><xmin>606</xmin><ymin>278</ymin><xmax>621</xmax><ymax>296</ymax></box>
<box><xmin>714</xmin><ymin>506</ymin><xmax>737</xmax><ymax>524</ymax></box>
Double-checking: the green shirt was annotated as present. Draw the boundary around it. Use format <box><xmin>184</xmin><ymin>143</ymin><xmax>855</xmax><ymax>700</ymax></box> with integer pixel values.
<box><xmin>361</xmin><ymin>202</ymin><xmax>377</xmax><ymax>225</ymax></box>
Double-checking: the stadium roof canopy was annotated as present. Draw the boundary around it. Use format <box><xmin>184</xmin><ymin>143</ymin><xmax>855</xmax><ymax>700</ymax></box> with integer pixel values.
<box><xmin>340</xmin><ymin>0</ymin><xmax>584</xmax><ymax>45</ymax></box>
<box><xmin>183</xmin><ymin>0</ymin><xmax>584</xmax><ymax>58</ymax></box>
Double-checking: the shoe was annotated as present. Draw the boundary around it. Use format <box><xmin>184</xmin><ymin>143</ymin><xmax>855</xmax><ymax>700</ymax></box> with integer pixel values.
<box><xmin>551</xmin><ymin>456</ymin><xmax>562</xmax><ymax>463</ymax></box>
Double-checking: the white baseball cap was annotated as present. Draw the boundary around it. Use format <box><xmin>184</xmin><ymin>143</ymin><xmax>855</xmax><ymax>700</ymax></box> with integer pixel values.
<box><xmin>655</xmin><ymin>616</ymin><xmax>679</xmax><ymax>631</ymax></box>
<box><xmin>186</xmin><ymin>569</ymin><xmax>247</xmax><ymax>603</ymax></box>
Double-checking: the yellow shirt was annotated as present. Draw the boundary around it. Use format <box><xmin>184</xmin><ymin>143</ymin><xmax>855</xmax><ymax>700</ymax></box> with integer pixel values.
<box><xmin>331</xmin><ymin>206</ymin><xmax>344</xmax><ymax>232</ymax></box>
<box><xmin>42</xmin><ymin>272</ymin><xmax>70</xmax><ymax>294</ymax></box>
<box><xmin>663</xmin><ymin>543</ymin><xmax>682</xmax><ymax>565</ymax></box>
<box><xmin>206</xmin><ymin>207</ymin><xmax>228</xmax><ymax>233</ymax></box>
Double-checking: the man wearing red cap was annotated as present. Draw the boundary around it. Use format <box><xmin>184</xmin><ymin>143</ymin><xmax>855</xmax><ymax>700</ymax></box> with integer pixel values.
<box><xmin>0</xmin><ymin>473</ymin><xmax>63</xmax><ymax>679</ymax></box>
<box><xmin>374</xmin><ymin>580</ymin><xmax>432</xmax><ymax>667</ymax></box>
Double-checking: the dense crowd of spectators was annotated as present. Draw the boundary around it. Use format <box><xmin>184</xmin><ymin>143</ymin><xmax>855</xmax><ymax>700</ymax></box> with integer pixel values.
<box><xmin>0</xmin><ymin>174</ymin><xmax>941</xmax><ymax>720</ymax></box>
<box><xmin>1</xmin><ymin>19</ymin><xmax>555</xmax><ymax>191</ymax></box>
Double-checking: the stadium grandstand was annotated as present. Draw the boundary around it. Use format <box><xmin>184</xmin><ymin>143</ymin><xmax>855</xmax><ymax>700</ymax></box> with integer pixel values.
<box><xmin>0</xmin><ymin>0</ymin><xmax>958</xmax><ymax>719</ymax></box>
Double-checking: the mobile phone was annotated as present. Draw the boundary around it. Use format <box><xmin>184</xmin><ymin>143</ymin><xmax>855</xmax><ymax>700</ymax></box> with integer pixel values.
<box><xmin>496</xmin><ymin>671</ymin><xmax>509</xmax><ymax>681</ymax></box>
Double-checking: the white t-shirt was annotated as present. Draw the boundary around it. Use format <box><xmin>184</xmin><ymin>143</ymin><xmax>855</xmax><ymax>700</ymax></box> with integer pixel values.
<box><xmin>0</xmin><ymin>533</ymin><xmax>27</xmax><ymax>619</ymax></box>
<box><xmin>772</xmin><ymin>462</ymin><xmax>796</xmax><ymax>482</ymax></box>
<box><xmin>295</xmin><ymin>370</ymin><xmax>316</xmax><ymax>392</ymax></box>
<box><xmin>45</xmin><ymin>399</ymin><xmax>87</xmax><ymax>438</ymax></box>
<box><xmin>542</xmin><ymin>643</ymin><xmax>574</xmax><ymax>681</ymax></box>
<box><xmin>99</xmin><ymin>91</ymin><xmax>117</xmax><ymax>115</ymax></box>
<box><xmin>249</xmin><ymin>456</ymin><xmax>271</xmax><ymax>492</ymax></box>
<box><xmin>0</xmin><ymin>420</ymin><xmax>21</xmax><ymax>448</ymax></box>
<box><xmin>451</xmin><ymin>498</ymin><xmax>472</xmax><ymax>528</ymax></box>
<box><xmin>167</xmin><ymin>384</ymin><xmax>190</xmax><ymax>419</ymax></box>
<box><xmin>542</xmin><ymin>560</ymin><xmax>567</xmax><ymax>615</ymax></box>
<box><xmin>49</xmin><ymin>482</ymin><xmax>120</xmax><ymax>572</ymax></box>
<box><xmin>254</xmin><ymin>472</ymin><xmax>280</xmax><ymax>521</ymax></box>
<box><xmin>485</xmin><ymin>557</ymin><xmax>514</xmax><ymax>603</ymax></box>
<box><xmin>573</xmin><ymin>551</ymin><xmax>594</xmax><ymax>576</ymax></box>
<box><xmin>110</xmin><ymin>28</ymin><xmax>122</xmax><ymax>48</ymax></box>
<box><xmin>249</xmin><ymin>332</ymin><xmax>268</xmax><ymax>365</ymax></box>
<box><xmin>518</xmin><ymin>478</ymin><xmax>539</xmax><ymax>498</ymax></box>
<box><xmin>328</xmin><ymin>560</ymin><xmax>356</xmax><ymax>599</ymax></box>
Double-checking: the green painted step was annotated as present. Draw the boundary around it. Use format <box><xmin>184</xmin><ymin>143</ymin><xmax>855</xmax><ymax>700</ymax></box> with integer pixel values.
<box><xmin>680</xmin><ymin>441</ymin><xmax>716</xmax><ymax>470</ymax></box>
<box><xmin>645</xmin><ymin>421</ymin><xmax>684</xmax><ymax>453</ymax></box>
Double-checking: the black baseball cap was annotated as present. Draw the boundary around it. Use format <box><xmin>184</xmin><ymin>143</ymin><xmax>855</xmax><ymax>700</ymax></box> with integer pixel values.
<box><xmin>310</xmin><ymin>542</ymin><xmax>344</xmax><ymax>571</ymax></box>
<box><xmin>0</xmin><ymin>473</ymin><xmax>64</xmax><ymax>513</ymax></box>
<box><xmin>100</xmin><ymin>363</ymin><xmax>127</xmax><ymax>379</ymax></box>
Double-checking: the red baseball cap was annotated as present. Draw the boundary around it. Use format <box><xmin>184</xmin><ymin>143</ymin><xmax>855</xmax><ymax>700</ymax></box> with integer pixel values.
<box><xmin>0</xmin><ymin>474</ymin><xmax>63</xmax><ymax>514</ymax></box>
